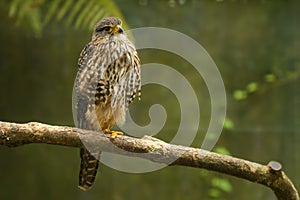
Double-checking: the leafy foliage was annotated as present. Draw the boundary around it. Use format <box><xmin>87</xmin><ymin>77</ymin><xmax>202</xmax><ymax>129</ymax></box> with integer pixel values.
<box><xmin>211</xmin><ymin>178</ymin><xmax>232</xmax><ymax>193</ymax></box>
<box><xmin>7</xmin><ymin>0</ymin><xmax>126</xmax><ymax>35</ymax></box>
<box><xmin>233</xmin><ymin>69</ymin><xmax>300</xmax><ymax>101</ymax></box>
<box><xmin>223</xmin><ymin>118</ymin><xmax>234</xmax><ymax>130</ymax></box>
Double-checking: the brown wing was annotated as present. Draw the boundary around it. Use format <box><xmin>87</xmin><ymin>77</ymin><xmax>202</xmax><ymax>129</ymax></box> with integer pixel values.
<box><xmin>125</xmin><ymin>51</ymin><xmax>141</xmax><ymax>106</ymax></box>
<box><xmin>75</xmin><ymin>42</ymin><xmax>101</xmax><ymax>191</ymax></box>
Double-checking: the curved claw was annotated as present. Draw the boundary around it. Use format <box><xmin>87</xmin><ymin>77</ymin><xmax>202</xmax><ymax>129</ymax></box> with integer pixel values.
<box><xmin>104</xmin><ymin>129</ymin><xmax>123</xmax><ymax>138</ymax></box>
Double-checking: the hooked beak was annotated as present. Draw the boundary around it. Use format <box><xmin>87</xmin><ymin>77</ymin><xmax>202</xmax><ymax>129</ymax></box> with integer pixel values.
<box><xmin>113</xmin><ymin>25</ymin><xmax>123</xmax><ymax>34</ymax></box>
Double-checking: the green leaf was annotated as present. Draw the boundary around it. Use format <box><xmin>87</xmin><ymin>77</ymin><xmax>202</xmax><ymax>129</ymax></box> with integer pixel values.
<box><xmin>211</xmin><ymin>178</ymin><xmax>232</xmax><ymax>193</ymax></box>
<box><xmin>66</xmin><ymin>0</ymin><xmax>85</xmax><ymax>26</ymax></box>
<box><xmin>26</xmin><ymin>5</ymin><xmax>42</xmax><ymax>35</ymax></box>
<box><xmin>7</xmin><ymin>0</ymin><xmax>127</xmax><ymax>34</ymax></box>
<box><xmin>264</xmin><ymin>74</ymin><xmax>276</xmax><ymax>83</ymax></box>
<box><xmin>43</xmin><ymin>0</ymin><xmax>62</xmax><ymax>25</ymax></box>
<box><xmin>56</xmin><ymin>0</ymin><xmax>73</xmax><ymax>21</ymax></box>
<box><xmin>246</xmin><ymin>82</ymin><xmax>258</xmax><ymax>93</ymax></box>
<box><xmin>74</xmin><ymin>0</ymin><xmax>95</xmax><ymax>29</ymax></box>
<box><xmin>205</xmin><ymin>132</ymin><xmax>218</xmax><ymax>140</ymax></box>
<box><xmin>16</xmin><ymin>0</ymin><xmax>32</xmax><ymax>24</ymax></box>
<box><xmin>82</xmin><ymin>3</ymin><xmax>100</xmax><ymax>28</ymax></box>
<box><xmin>89</xmin><ymin>9</ymin><xmax>105</xmax><ymax>30</ymax></box>
<box><xmin>233</xmin><ymin>90</ymin><xmax>247</xmax><ymax>100</ymax></box>
<box><xmin>214</xmin><ymin>147</ymin><xmax>231</xmax><ymax>155</ymax></box>
<box><xmin>9</xmin><ymin>0</ymin><xmax>21</xmax><ymax>17</ymax></box>
<box><xmin>223</xmin><ymin>118</ymin><xmax>234</xmax><ymax>130</ymax></box>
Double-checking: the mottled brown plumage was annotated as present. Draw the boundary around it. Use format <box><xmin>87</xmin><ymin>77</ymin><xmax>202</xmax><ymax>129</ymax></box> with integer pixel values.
<box><xmin>74</xmin><ymin>17</ymin><xmax>141</xmax><ymax>191</ymax></box>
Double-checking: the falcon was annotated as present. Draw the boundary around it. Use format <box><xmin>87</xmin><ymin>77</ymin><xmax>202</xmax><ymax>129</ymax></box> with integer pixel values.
<box><xmin>74</xmin><ymin>17</ymin><xmax>141</xmax><ymax>190</ymax></box>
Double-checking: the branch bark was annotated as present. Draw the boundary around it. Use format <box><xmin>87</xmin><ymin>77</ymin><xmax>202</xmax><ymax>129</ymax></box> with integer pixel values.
<box><xmin>0</xmin><ymin>121</ymin><xmax>298</xmax><ymax>200</ymax></box>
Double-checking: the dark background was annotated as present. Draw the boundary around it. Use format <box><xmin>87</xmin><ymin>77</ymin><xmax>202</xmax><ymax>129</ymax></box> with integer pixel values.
<box><xmin>0</xmin><ymin>0</ymin><xmax>299</xmax><ymax>199</ymax></box>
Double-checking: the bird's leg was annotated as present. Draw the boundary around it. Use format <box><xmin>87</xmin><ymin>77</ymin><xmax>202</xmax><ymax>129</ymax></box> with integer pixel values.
<box><xmin>104</xmin><ymin>128</ymin><xmax>123</xmax><ymax>138</ymax></box>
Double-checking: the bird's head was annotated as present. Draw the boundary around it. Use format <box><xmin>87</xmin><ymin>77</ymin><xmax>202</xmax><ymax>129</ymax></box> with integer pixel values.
<box><xmin>93</xmin><ymin>17</ymin><xmax>125</xmax><ymax>40</ymax></box>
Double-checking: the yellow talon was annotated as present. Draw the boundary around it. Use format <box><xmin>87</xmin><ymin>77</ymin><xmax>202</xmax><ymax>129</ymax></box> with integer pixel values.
<box><xmin>104</xmin><ymin>129</ymin><xmax>123</xmax><ymax>138</ymax></box>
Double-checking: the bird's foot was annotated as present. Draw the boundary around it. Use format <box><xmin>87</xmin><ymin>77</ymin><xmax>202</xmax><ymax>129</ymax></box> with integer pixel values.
<box><xmin>104</xmin><ymin>129</ymin><xmax>123</xmax><ymax>138</ymax></box>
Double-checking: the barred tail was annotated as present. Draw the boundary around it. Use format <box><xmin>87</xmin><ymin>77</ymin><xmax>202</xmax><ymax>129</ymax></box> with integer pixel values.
<box><xmin>78</xmin><ymin>147</ymin><xmax>101</xmax><ymax>191</ymax></box>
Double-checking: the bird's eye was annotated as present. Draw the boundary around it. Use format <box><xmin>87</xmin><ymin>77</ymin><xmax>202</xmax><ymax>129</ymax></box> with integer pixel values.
<box><xmin>96</xmin><ymin>26</ymin><xmax>112</xmax><ymax>33</ymax></box>
<box><xmin>103</xmin><ymin>26</ymin><xmax>112</xmax><ymax>32</ymax></box>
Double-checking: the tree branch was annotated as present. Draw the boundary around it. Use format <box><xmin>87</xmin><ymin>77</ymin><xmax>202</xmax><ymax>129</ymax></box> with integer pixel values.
<box><xmin>0</xmin><ymin>121</ymin><xmax>298</xmax><ymax>200</ymax></box>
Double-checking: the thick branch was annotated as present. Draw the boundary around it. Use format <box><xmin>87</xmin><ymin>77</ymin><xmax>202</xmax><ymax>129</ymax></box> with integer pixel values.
<box><xmin>0</xmin><ymin>121</ymin><xmax>298</xmax><ymax>200</ymax></box>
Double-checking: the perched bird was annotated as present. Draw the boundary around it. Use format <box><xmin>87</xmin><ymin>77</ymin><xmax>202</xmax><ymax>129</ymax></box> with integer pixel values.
<box><xmin>74</xmin><ymin>17</ymin><xmax>141</xmax><ymax>191</ymax></box>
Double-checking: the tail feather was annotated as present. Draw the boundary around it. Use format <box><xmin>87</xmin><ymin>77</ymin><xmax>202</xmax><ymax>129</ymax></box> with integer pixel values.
<box><xmin>78</xmin><ymin>147</ymin><xmax>101</xmax><ymax>191</ymax></box>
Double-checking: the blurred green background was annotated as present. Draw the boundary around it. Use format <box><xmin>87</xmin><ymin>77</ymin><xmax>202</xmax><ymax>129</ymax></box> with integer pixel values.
<box><xmin>0</xmin><ymin>0</ymin><xmax>299</xmax><ymax>199</ymax></box>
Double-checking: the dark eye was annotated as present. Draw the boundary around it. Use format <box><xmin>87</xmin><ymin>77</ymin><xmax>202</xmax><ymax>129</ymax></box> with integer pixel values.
<box><xmin>96</xmin><ymin>26</ymin><xmax>112</xmax><ymax>32</ymax></box>
<box><xmin>103</xmin><ymin>26</ymin><xmax>112</xmax><ymax>32</ymax></box>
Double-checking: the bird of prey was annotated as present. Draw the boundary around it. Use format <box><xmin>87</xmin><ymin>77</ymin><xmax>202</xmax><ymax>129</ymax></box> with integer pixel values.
<box><xmin>74</xmin><ymin>17</ymin><xmax>141</xmax><ymax>191</ymax></box>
